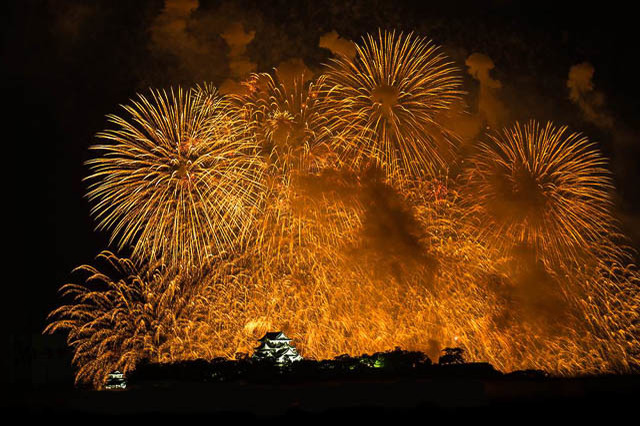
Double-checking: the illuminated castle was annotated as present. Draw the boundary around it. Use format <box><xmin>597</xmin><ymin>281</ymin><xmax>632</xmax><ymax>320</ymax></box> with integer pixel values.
<box><xmin>253</xmin><ymin>331</ymin><xmax>303</xmax><ymax>364</ymax></box>
<box><xmin>104</xmin><ymin>370</ymin><xmax>127</xmax><ymax>390</ymax></box>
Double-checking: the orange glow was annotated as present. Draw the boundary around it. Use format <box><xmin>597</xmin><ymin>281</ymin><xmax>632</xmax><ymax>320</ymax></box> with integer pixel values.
<box><xmin>47</xmin><ymin>31</ymin><xmax>640</xmax><ymax>388</ymax></box>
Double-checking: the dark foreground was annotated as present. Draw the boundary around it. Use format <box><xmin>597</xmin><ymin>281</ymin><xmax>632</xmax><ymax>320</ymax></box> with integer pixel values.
<box><xmin>7</xmin><ymin>374</ymin><xmax>640</xmax><ymax>421</ymax></box>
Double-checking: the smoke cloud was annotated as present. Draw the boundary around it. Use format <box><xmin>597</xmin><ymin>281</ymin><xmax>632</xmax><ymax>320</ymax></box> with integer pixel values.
<box><xmin>567</xmin><ymin>62</ymin><xmax>614</xmax><ymax>128</ymax></box>
<box><xmin>465</xmin><ymin>53</ymin><xmax>509</xmax><ymax>129</ymax></box>
<box><xmin>51</xmin><ymin>2</ymin><xmax>99</xmax><ymax>45</ymax></box>
<box><xmin>356</xmin><ymin>171</ymin><xmax>436</xmax><ymax>284</ymax></box>
<box><xmin>491</xmin><ymin>247</ymin><xmax>573</xmax><ymax>335</ymax></box>
<box><xmin>567</xmin><ymin>62</ymin><xmax>640</xmax><ymax>249</ymax></box>
<box><xmin>319</xmin><ymin>30</ymin><xmax>357</xmax><ymax>59</ymax></box>
<box><xmin>294</xmin><ymin>167</ymin><xmax>436</xmax><ymax>286</ymax></box>
<box><xmin>219</xmin><ymin>21</ymin><xmax>257</xmax><ymax>94</ymax></box>
<box><xmin>149</xmin><ymin>0</ymin><xmax>228</xmax><ymax>83</ymax></box>
<box><xmin>274</xmin><ymin>58</ymin><xmax>314</xmax><ymax>90</ymax></box>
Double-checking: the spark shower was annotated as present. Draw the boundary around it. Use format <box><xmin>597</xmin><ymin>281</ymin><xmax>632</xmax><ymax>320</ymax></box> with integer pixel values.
<box><xmin>46</xmin><ymin>30</ymin><xmax>640</xmax><ymax>388</ymax></box>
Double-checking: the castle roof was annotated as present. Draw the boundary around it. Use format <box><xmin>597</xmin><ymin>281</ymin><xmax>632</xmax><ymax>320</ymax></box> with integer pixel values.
<box><xmin>258</xmin><ymin>331</ymin><xmax>291</xmax><ymax>342</ymax></box>
<box><xmin>254</xmin><ymin>340</ymin><xmax>286</xmax><ymax>351</ymax></box>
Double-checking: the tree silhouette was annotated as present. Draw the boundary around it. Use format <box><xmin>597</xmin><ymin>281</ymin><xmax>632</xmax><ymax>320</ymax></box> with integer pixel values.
<box><xmin>438</xmin><ymin>347</ymin><xmax>466</xmax><ymax>365</ymax></box>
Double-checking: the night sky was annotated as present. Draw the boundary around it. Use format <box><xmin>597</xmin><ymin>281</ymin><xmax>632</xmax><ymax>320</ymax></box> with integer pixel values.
<box><xmin>5</xmin><ymin>0</ymin><xmax>640</xmax><ymax>387</ymax></box>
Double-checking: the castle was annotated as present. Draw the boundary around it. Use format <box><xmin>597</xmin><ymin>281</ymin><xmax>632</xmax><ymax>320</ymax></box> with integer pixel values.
<box><xmin>252</xmin><ymin>331</ymin><xmax>303</xmax><ymax>364</ymax></box>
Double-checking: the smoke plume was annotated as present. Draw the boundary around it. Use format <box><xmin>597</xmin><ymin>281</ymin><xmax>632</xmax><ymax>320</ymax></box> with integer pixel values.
<box><xmin>567</xmin><ymin>62</ymin><xmax>614</xmax><ymax>128</ymax></box>
<box><xmin>465</xmin><ymin>53</ymin><xmax>508</xmax><ymax>129</ymax></box>
<box><xmin>319</xmin><ymin>30</ymin><xmax>357</xmax><ymax>59</ymax></box>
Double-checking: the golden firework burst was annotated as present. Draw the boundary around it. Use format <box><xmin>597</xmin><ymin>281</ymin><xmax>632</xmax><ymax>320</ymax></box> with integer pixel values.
<box><xmin>230</xmin><ymin>70</ymin><xmax>338</xmax><ymax>179</ymax></box>
<box><xmin>86</xmin><ymin>86</ymin><xmax>264</xmax><ymax>267</ymax></box>
<box><xmin>464</xmin><ymin>120</ymin><xmax>616</xmax><ymax>263</ymax></box>
<box><xmin>323</xmin><ymin>30</ymin><xmax>463</xmax><ymax>179</ymax></box>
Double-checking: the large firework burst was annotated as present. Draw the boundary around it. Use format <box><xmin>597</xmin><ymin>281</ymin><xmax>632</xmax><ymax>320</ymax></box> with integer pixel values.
<box><xmin>323</xmin><ymin>30</ymin><xmax>463</xmax><ymax>179</ymax></box>
<box><xmin>86</xmin><ymin>87</ymin><xmax>264</xmax><ymax>267</ymax></box>
<box><xmin>464</xmin><ymin>120</ymin><xmax>616</xmax><ymax>263</ymax></box>
<box><xmin>231</xmin><ymin>70</ymin><xmax>338</xmax><ymax>180</ymax></box>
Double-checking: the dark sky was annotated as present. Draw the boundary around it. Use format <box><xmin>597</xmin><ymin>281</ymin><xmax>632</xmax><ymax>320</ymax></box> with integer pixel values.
<box><xmin>5</xmin><ymin>0</ymin><xmax>640</xmax><ymax>386</ymax></box>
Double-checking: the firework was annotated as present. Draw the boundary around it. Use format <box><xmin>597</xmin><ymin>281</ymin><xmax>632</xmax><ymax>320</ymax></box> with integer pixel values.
<box><xmin>323</xmin><ymin>30</ymin><xmax>463</xmax><ymax>179</ymax></box>
<box><xmin>212</xmin><ymin>176</ymin><xmax>492</xmax><ymax>361</ymax></box>
<box><xmin>230</xmin><ymin>70</ymin><xmax>339</xmax><ymax>180</ymax></box>
<box><xmin>47</xmin><ymin>31</ymin><xmax>640</xmax><ymax>385</ymax></box>
<box><xmin>463</xmin><ymin>121</ymin><xmax>617</xmax><ymax>263</ymax></box>
<box><xmin>236</xmin><ymin>176</ymin><xmax>639</xmax><ymax>374</ymax></box>
<box><xmin>48</xmin><ymin>177</ymin><xmax>640</xmax><ymax>387</ymax></box>
<box><xmin>44</xmin><ymin>252</ymin><xmax>206</xmax><ymax>388</ymax></box>
<box><xmin>251</xmin><ymin>168</ymin><xmax>365</xmax><ymax>264</ymax></box>
<box><xmin>86</xmin><ymin>86</ymin><xmax>264</xmax><ymax>267</ymax></box>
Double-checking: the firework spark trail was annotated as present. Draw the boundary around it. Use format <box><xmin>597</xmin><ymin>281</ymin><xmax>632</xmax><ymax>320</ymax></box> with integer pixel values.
<box><xmin>224</xmin><ymin>175</ymin><xmax>639</xmax><ymax>374</ymax></box>
<box><xmin>192</xmin><ymin>178</ymin><xmax>496</xmax><ymax>362</ymax></box>
<box><xmin>323</xmin><ymin>30</ymin><xmax>464</xmax><ymax>179</ymax></box>
<box><xmin>86</xmin><ymin>86</ymin><xmax>264</xmax><ymax>267</ymax></box>
<box><xmin>48</xmin><ymin>173</ymin><xmax>640</xmax><ymax>385</ymax></box>
<box><xmin>50</xmin><ymin>169</ymin><xmax>640</xmax><ymax>384</ymax></box>
<box><xmin>569</xmin><ymin>260</ymin><xmax>640</xmax><ymax>372</ymax></box>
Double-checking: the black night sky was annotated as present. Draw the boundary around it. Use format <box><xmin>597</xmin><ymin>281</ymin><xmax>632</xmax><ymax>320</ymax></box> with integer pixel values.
<box><xmin>4</xmin><ymin>0</ymin><xmax>640</xmax><ymax>416</ymax></box>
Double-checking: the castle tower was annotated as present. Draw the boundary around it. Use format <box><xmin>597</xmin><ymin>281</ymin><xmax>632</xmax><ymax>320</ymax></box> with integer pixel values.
<box><xmin>253</xmin><ymin>331</ymin><xmax>303</xmax><ymax>365</ymax></box>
